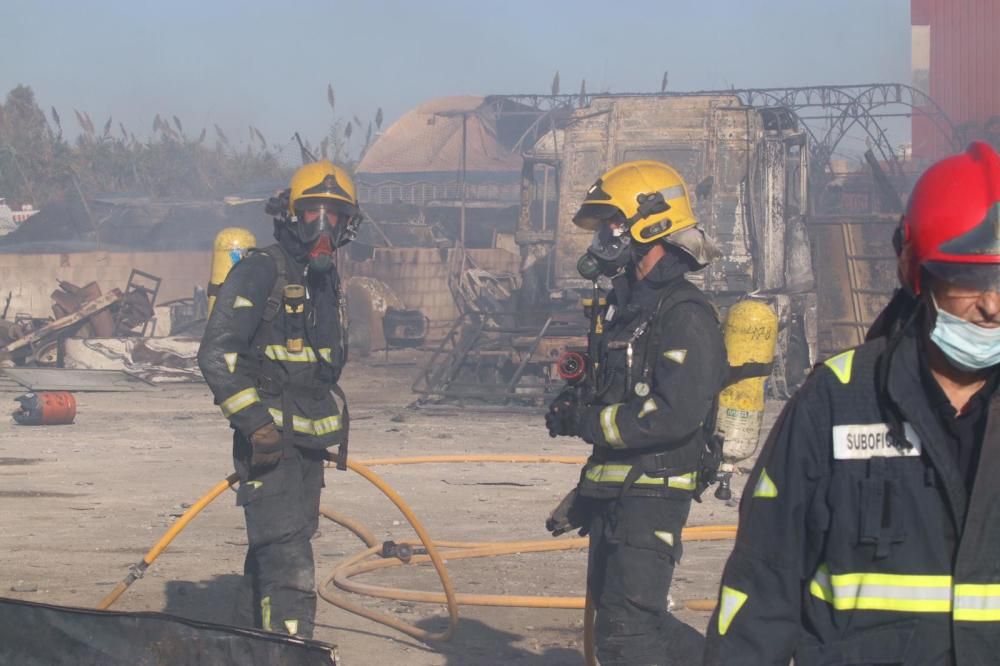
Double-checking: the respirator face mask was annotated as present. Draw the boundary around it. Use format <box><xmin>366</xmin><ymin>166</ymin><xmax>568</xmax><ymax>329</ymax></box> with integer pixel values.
<box><xmin>295</xmin><ymin>203</ymin><xmax>341</xmax><ymax>273</ymax></box>
<box><xmin>577</xmin><ymin>222</ymin><xmax>632</xmax><ymax>280</ymax></box>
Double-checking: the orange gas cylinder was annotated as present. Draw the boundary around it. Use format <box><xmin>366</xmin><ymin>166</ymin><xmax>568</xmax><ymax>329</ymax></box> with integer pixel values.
<box><xmin>12</xmin><ymin>392</ymin><xmax>77</xmax><ymax>425</ymax></box>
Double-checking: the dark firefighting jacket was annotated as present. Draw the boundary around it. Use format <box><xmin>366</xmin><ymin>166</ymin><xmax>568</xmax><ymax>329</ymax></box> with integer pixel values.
<box><xmin>704</xmin><ymin>330</ymin><xmax>1000</xmax><ymax>666</ymax></box>
<box><xmin>574</xmin><ymin>271</ymin><xmax>728</xmax><ymax>500</ymax></box>
<box><xmin>198</xmin><ymin>244</ymin><xmax>347</xmax><ymax>450</ymax></box>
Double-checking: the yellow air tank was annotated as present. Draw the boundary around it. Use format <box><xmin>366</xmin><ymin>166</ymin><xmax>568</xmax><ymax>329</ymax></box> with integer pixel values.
<box><xmin>208</xmin><ymin>227</ymin><xmax>257</xmax><ymax>314</ymax></box>
<box><xmin>715</xmin><ymin>299</ymin><xmax>778</xmax><ymax>463</ymax></box>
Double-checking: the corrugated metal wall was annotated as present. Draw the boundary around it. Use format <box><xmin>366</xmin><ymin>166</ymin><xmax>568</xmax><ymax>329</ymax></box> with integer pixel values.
<box><xmin>912</xmin><ymin>0</ymin><xmax>1000</xmax><ymax>159</ymax></box>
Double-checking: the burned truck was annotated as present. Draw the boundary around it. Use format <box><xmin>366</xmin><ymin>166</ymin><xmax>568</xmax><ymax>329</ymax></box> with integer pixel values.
<box><xmin>413</xmin><ymin>93</ymin><xmax>817</xmax><ymax>403</ymax></box>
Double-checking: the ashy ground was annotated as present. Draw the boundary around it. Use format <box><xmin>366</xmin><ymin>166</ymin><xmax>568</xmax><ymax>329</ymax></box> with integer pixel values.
<box><xmin>0</xmin><ymin>352</ymin><xmax>778</xmax><ymax>664</ymax></box>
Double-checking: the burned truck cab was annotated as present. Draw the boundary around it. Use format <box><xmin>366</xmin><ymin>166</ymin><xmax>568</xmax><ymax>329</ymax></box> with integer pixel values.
<box><xmin>515</xmin><ymin>95</ymin><xmax>815</xmax><ymax>396</ymax></box>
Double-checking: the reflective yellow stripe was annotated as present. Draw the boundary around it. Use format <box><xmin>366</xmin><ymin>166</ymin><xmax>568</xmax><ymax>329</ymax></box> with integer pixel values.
<box><xmin>718</xmin><ymin>586</ymin><xmax>748</xmax><ymax>636</ymax></box>
<box><xmin>663</xmin><ymin>349</ymin><xmax>687</xmax><ymax>364</ymax></box>
<box><xmin>954</xmin><ymin>584</ymin><xmax>1000</xmax><ymax>621</ymax></box>
<box><xmin>811</xmin><ymin>566</ymin><xmax>1000</xmax><ymax>620</ymax></box>
<box><xmin>261</xmin><ymin>596</ymin><xmax>272</xmax><ymax>631</ymax></box>
<box><xmin>810</xmin><ymin>564</ymin><xmax>953</xmax><ymax>613</ymax></box>
<box><xmin>600</xmin><ymin>404</ymin><xmax>625</xmax><ymax>447</ymax></box>
<box><xmin>268</xmin><ymin>408</ymin><xmax>342</xmax><ymax>436</ymax></box>
<box><xmin>654</xmin><ymin>530</ymin><xmax>674</xmax><ymax>546</ymax></box>
<box><xmin>668</xmin><ymin>472</ymin><xmax>697</xmax><ymax>490</ymax></box>
<box><xmin>220</xmin><ymin>387</ymin><xmax>260</xmax><ymax>417</ymax></box>
<box><xmin>584</xmin><ymin>464</ymin><xmax>696</xmax><ymax>490</ymax></box>
<box><xmin>233</xmin><ymin>296</ymin><xmax>254</xmax><ymax>309</ymax></box>
<box><xmin>264</xmin><ymin>345</ymin><xmax>327</xmax><ymax>363</ymax></box>
<box><xmin>752</xmin><ymin>469</ymin><xmax>778</xmax><ymax>499</ymax></box>
<box><xmin>638</xmin><ymin>398</ymin><xmax>658</xmax><ymax>419</ymax></box>
<box><xmin>824</xmin><ymin>350</ymin><xmax>855</xmax><ymax>385</ymax></box>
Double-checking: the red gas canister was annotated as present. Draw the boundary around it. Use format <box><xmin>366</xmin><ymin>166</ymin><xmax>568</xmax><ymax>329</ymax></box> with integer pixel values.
<box><xmin>12</xmin><ymin>392</ymin><xmax>77</xmax><ymax>425</ymax></box>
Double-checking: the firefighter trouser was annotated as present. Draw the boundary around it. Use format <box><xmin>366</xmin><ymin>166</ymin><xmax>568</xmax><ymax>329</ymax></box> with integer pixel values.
<box><xmin>233</xmin><ymin>433</ymin><xmax>326</xmax><ymax>638</ymax></box>
<box><xmin>586</xmin><ymin>494</ymin><xmax>698</xmax><ymax>666</ymax></box>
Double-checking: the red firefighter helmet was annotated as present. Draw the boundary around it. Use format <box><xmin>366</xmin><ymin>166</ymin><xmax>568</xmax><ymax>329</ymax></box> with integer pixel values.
<box><xmin>900</xmin><ymin>141</ymin><xmax>1000</xmax><ymax>294</ymax></box>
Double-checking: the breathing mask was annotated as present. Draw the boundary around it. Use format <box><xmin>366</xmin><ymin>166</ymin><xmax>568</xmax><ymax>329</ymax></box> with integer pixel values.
<box><xmin>578</xmin><ymin>222</ymin><xmax>633</xmax><ymax>280</ymax></box>
<box><xmin>292</xmin><ymin>199</ymin><xmax>365</xmax><ymax>273</ymax></box>
<box><xmin>292</xmin><ymin>202</ymin><xmax>337</xmax><ymax>273</ymax></box>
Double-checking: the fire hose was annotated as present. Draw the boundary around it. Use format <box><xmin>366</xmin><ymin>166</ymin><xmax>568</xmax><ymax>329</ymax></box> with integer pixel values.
<box><xmin>97</xmin><ymin>455</ymin><xmax>737</xmax><ymax>665</ymax></box>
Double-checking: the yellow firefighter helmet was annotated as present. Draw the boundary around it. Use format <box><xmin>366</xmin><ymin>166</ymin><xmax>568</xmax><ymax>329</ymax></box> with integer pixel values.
<box><xmin>573</xmin><ymin>160</ymin><xmax>697</xmax><ymax>244</ymax></box>
<box><xmin>287</xmin><ymin>160</ymin><xmax>358</xmax><ymax>216</ymax></box>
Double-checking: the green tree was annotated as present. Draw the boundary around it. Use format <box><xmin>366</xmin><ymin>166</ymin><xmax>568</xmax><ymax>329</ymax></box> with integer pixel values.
<box><xmin>0</xmin><ymin>85</ymin><xmax>67</xmax><ymax>206</ymax></box>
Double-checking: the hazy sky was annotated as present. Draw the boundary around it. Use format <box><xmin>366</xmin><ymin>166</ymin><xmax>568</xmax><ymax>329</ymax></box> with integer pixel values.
<box><xmin>2</xmin><ymin>0</ymin><xmax>911</xmax><ymax>158</ymax></box>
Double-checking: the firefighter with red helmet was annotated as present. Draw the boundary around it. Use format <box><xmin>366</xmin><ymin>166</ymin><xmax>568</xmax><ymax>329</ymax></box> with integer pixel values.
<box><xmin>704</xmin><ymin>142</ymin><xmax>1000</xmax><ymax>665</ymax></box>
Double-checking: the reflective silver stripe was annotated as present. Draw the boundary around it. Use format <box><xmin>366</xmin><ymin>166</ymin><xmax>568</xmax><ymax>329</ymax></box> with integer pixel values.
<box><xmin>600</xmin><ymin>404</ymin><xmax>625</xmax><ymax>447</ymax></box>
<box><xmin>954</xmin><ymin>584</ymin><xmax>1000</xmax><ymax>621</ymax></box>
<box><xmin>220</xmin><ymin>388</ymin><xmax>260</xmax><ymax>417</ymax></box>
<box><xmin>659</xmin><ymin>184</ymin><xmax>685</xmax><ymax>201</ymax></box>
<box><xmin>810</xmin><ymin>564</ymin><xmax>953</xmax><ymax>613</ymax></box>
<box><xmin>584</xmin><ymin>464</ymin><xmax>696</xmax><ymax>490</ymax></box>
<box><xmin>268</xmin><ymin>408</ymin><xmax>342</xmax><ymax>436</ymax></box>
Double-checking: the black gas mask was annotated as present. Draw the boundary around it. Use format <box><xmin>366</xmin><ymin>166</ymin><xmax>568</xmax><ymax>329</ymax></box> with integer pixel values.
<box><xmin>577</xmin><ymin>221</ymin><xmax>633</xmax><ymax>280</ymax></box>
<box><xmin>266</xmin><ymin>195</ymin><xmax>361</xmax><ymax>274</ymax></box>
<box><xmin>294</xmin><ymin>203</ymin><xmax>340</xmax><ymax>274</ymax></box>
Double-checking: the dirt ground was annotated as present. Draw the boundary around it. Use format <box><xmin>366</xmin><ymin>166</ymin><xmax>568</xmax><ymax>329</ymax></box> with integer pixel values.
<box><xmin>0</xmin><ymin>351</ymin><xmax>780</xmax><ymax>665</ymax></box>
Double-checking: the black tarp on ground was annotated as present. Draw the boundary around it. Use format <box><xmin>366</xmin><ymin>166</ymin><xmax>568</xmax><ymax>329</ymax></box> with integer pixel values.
<box><xmin>0</xmin><ymin>597</ymin><xmax>337</xmax><ymax>666</ymax></box>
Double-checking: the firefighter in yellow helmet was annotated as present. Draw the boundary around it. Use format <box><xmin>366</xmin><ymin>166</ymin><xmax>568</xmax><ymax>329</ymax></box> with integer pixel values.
<box><xmin>545</xmin><ymin>161</ymin><xmax>727</xmax><ymax>664</ymax></box>
<box><xmin>198</xmin><ymin>161</ymin><xmax>361</xmax><ymax>638</ymax></box>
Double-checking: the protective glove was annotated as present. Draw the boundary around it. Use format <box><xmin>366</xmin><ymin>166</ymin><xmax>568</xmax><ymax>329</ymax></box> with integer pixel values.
<box><xmin>249</xmin><ymin>423</ymin><xmax>283</xmax><ymax>470</ymax></box>
<box><xmin>546</xmin><ymin>394</ymin><xmax>582</xmax><ymax>438</ymax></box>
<box><xmin>545</xmin><ymin>488</ymin><xmax>590</xmax><ymax>537</ymax></box>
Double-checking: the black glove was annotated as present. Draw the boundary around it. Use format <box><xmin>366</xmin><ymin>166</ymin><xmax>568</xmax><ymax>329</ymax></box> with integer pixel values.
<box><xmin>249</xmin><ymin>423</ymin><xmax>283</xmax><ymax>470</ymax></box>
<box><xmin>546</xmin><ymin>395</ymin><xmax>582</xmax><ymax>438</ymax></box>
<box><xmin>545</xmin><ymin>488</ymin><xmax>590</xmax><ymax>537</ymax></box>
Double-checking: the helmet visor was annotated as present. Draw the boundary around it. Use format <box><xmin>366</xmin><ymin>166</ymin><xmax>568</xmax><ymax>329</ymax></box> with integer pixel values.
<box><xmin>924</xmin><ymin>260</ymin><xmax>1000</xmax><ymax>293</ymax></box>
<box><xmin>573</xmin><ymin>204</ymin><xmax>624</xmax><ymax>231</ymax></box>
<box><xmin>293</xmin><ymin>199</ymin><xmax>355</xmax><ymax>243</ymax></box>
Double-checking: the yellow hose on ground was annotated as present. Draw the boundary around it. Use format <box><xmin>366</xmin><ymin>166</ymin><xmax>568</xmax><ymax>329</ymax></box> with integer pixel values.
<box><xmin>96</xmin><ymin>473</ymin><xmax>240</xmax><ymax>610</ymax></box>
<box><xmin>318</xmin><ymin>456</ymin><xmax>732</xmax><ymax>662</ymax></box>
<box><xmin>358</xmin><ymin>454</ymin><xmax>587</xmax><ymax>466</ymax></box>
<box><xmin>95</xmin><ymin>456</ymin><xmax>736</xmax><ymax>664</ymax></box>
<box><xmin>335</xmin><ymin>459</ymin><xmax>462</xmax><ymax>642</ymax></box>
<box><xmin>323</xmin><ymin>527</ymin><xmax>734</xmax><ymax>608</ymax></box>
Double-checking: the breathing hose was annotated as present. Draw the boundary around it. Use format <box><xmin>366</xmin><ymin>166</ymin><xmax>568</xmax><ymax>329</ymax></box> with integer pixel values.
<box><xmin>95</xmin><ymin>455</ymin><xmax>737</xmax><ymax>664</ymax></box>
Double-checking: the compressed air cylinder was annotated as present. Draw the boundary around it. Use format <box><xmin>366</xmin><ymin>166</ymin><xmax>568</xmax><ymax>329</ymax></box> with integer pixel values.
<box><xmin>207</xmin><ymin>227</ymin><xmax>257</xmax><ymax>314</ymax></box>
<box><xmin>715</xmin><ymin>299</ymin><xmax>778</xmax><ymax>462</ymax></box>
<box><xmin>12</xmin><ymin>392</ymin><xmax>77</xmax><ymax>425</ymax></box>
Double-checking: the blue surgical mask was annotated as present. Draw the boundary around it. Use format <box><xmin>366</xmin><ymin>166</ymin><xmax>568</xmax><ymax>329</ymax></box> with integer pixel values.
<box><xmin>930</xmin><ymin>297</ymin><xmax>1000</xmax><ymax>372</ymax></box>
